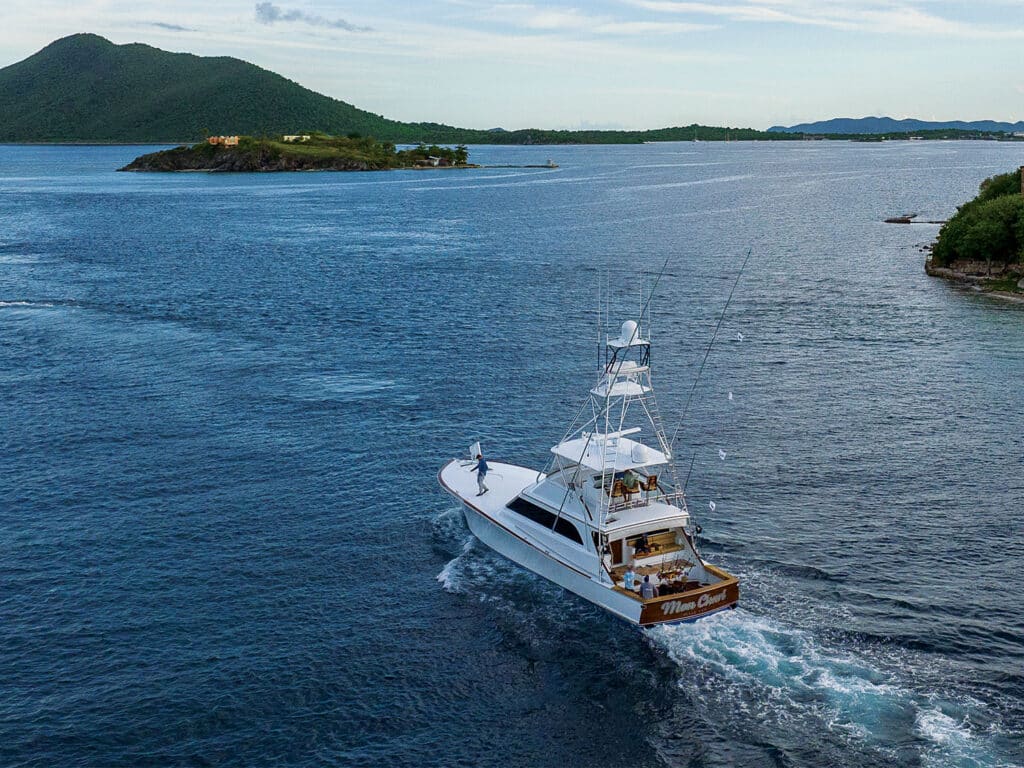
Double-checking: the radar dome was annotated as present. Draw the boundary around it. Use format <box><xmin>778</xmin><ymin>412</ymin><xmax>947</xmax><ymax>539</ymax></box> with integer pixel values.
<box><xmin>620</xmin><ymin>320</ymin><xmax>639</xmax><ymax>344</ymax></box>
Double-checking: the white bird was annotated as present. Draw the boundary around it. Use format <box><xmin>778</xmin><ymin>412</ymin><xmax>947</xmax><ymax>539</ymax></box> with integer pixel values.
<box><xmin>736</xmin><ymin>332</ymin><xmax>744</xmax><ymax>341</ymax></box>
<box><xmin>709</xmin><ymin>500</ymin><xmax>717</xmax><ymax>512</ymax></box>
<box><xmin>718</xmin><ymin>449</ymin><xmax>727</xmax><ymax>460</ymax></box>
<box><xmin>728</xmin><ymin>391</ymin><xmax>734</xmax><ymax>401</ymax></box>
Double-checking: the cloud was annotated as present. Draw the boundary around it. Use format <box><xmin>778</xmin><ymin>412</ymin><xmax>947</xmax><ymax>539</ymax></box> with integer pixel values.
<box><xmin>478</xmin><ymin>3</ymin><xmax>714</xmax><ymax>35</ymax></box>
<box><xmin>147</xmin><ymin>22</ymin><xmax>195</xmax><ymax>32</ymax></box>
<box><xmin>625</xmin><ymin>0</ymin><xmax>1024</xmax><ymax>39</ymax></box>
<box><xmin>595</xmin><ymin>20</ymin><xmax>714</xmax><ymax>35</ymax></box>
<box><xmin>254</xmin><ymin>2</ymin><xmax>372</xmax><ymax>32</ymax></box>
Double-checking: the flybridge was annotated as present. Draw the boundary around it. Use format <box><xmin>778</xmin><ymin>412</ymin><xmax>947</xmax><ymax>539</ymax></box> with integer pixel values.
<box><xmin>550</xmin><ymin>433</ymin><xmax>669</xmax><ymax>472</ymax></box>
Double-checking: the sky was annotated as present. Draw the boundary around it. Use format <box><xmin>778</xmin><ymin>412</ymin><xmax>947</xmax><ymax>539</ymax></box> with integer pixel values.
<box><xmin>2</xmin><ymin>1</ymin><xmax>1023</xmax><ymax>130</ymax></box>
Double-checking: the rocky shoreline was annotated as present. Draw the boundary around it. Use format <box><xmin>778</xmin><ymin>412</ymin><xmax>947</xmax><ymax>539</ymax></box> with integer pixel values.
<box><xmin>121</xmin><ymin>148</ymin><xmax>377</xmax><ymax>172</ymax></box>
<box><xmin>119</xmin><ymin>148</ymin><xmax>480</xmax><ymax>173</ymax></box>
<box><xmin>925</xmin><ymin>256</ymin><xmax>1024</xmax><ymax>302</ymax></box>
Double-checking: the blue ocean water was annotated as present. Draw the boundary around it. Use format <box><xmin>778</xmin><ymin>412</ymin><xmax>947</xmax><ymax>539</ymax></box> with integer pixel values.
<box><xmin>1</xmin><ymin>141</ymin><xmax>1022</xmax><ymax>767</ymax></box>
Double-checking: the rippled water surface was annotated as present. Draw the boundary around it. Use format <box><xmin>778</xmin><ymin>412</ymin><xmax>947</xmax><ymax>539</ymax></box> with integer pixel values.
<box><xmin>2</xmin><ymin>141</ymin><xmax>1022</xmax><ymax>767</ymax></box>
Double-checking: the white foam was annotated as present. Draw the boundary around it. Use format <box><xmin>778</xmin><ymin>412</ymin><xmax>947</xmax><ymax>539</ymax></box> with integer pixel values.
<box><xmin>649</xmin><ymin>609</ymin><xmax>905</xmax><ymax>736</ymax></box>
<box><xmin>917</xmin><ymin>706</ymin><xmax>972</xmax><ymax>748</ymax></box>
<box><xmin>646</xmin><ymin>607</ymin><xmax>1016</xmax><ymax>765</ymax></box>
<box><xmin>436</xmin><ymin>537</ymin><xmax>475</xmax><ymax>592</ymax></box>
<box><xmin>0</xmin><ymin>300</ymin><xmax>54</xmax><ymax>308</ymax></box>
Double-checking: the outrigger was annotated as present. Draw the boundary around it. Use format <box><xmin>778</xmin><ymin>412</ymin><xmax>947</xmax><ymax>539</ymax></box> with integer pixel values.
<box><xmin>439</xmin><ymin>316</ymin><xmax>739</xmax><ymax>626</ymax></box>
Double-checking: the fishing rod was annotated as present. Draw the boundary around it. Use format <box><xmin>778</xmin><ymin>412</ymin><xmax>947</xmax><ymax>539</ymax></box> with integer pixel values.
<box><xmin>682</xmin><ymin>449</ymin><xmax>698</xmax><ymax>492</ymax></box>
<box><xmin>669</xmin><ymin>247</ymin><xmax>753</xmax><ymax>450</ymax></box>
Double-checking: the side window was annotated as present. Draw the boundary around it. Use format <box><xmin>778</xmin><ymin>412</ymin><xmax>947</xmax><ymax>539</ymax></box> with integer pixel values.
<box><xmin>553</xmin><ymin>517</ymin><xmax>584</xmax><ymax>546</ymax></box>
<box><xmin>507</xmin><ymin>497</ymin><xmax>584</xmax><ymax>546</ymax></box>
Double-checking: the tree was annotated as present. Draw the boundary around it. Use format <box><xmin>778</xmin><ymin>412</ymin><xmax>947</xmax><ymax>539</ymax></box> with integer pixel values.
<box><xmin>933</xmin><ymin>170</ymin><xmax>1024</xmax><ymax>267</ymax></box>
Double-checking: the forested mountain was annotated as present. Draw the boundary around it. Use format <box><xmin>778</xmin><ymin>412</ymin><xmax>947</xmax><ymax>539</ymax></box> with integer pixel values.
<box><xmin>0</xmin><ymin>34</ymin><xmax>447</xmax><ymax>142</ymax></box>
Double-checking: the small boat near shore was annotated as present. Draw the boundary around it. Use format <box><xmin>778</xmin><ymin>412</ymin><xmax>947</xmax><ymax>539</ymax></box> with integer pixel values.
<box><xmin>439</xmin><ymin>317</ymin><xmax>739</xmax><ymax>627</ymax></box>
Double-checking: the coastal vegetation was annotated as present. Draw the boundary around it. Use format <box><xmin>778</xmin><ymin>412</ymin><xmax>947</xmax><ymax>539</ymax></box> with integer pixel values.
<box><xmin>119</xmin><ymin>134</ymin><xmax>472</xmax><ymax>172</ymax></box>
<box><xmin>931</xmin><ymin>169</ymin><xmax>1024</xmax><ymax>268</ymax></box>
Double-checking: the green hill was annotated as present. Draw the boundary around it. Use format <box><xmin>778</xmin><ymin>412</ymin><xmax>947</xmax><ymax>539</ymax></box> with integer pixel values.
<box><xmin>0</xmin><ymin>33</ymin><xmax>443</xmax><ymax>143</ymax></box>
<box><xmin>0</xmin><ymin>33</ymin><xmax>796</xmax><ymax>145</ymax></box>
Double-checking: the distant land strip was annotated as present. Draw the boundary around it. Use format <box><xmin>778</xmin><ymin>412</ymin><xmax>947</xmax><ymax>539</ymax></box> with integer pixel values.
<box><xmin>770</xmin><ymin>116</ymin><xmax>1024</xmax><ymax>134</ymax></box>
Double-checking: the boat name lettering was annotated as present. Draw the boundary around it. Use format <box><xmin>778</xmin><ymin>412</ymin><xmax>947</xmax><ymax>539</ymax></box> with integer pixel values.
<box><xmin>661</xmin><ymin>590</ymin><xmax>728</xmax><ymax>616</ymax></box>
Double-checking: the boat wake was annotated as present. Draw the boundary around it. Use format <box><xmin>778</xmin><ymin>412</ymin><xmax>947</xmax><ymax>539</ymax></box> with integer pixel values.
<box><xmin>431</xmin><ymin>508</ymin><xmax>1020</xmax><ymax>766</ymax></box>
<box><xmin>431</xmin><ymin>505</ymin><xmax>595</xmax><ymax>634</ymax></box>
<box><xmin>436</xmin><ymin>534</ymin><xmax>475</xmax><ymax>593</ymax></box>
<box><xmin>432</xmin><ymin>505</ymin><xmax>486</xmax><ymax>594</ymax></box>
<box><xmin>647</xmin><ymin>609</ymin><xmax>1019</xmax><ymax>767</ymax></box>
<box><xmin>432</xmin><ymin>505</ymin><xmax>538</xmax><ymax>599</ymax></box>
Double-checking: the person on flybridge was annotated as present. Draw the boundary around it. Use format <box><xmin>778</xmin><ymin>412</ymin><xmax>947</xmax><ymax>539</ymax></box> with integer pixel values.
<box><xmin>473</xmin><ymin>453</ymin><xmax>489</xmax><ymax>496</ymax></box>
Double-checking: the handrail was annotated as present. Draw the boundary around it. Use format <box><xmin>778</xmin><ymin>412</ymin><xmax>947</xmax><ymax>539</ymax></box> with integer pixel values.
<box><xmin>611</xmin><ymin>574</ymin><xmax>728</xmax><ymax>604</ymax></box>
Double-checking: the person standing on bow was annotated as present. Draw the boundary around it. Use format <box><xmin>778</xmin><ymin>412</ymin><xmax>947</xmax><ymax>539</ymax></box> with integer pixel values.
<box><xmin>473</xmin><ymin>453</ymin><xmax>489</xmax><ymax>496</ymax></box>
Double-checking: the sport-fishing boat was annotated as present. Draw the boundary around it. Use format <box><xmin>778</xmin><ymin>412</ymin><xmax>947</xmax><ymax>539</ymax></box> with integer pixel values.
<box><xmin>438</xmin><ymin>317</ymin><xmax>739</xmax><ymax>626</ymax></box>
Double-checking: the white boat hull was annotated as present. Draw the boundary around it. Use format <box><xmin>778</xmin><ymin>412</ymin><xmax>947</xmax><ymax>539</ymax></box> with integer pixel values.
<box><xmin>461</xmin><ymin>497</ymin><xmax>643</xmax><ymax>623</ymax></box>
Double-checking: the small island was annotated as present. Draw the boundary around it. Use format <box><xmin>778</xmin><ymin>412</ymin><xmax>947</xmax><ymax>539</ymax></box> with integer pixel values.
<box><xmin>927</xmin><ymin>167</ymin><xmax>1024</xmax><ymax>299</ymax></box>
<box><xmin>119</xmin><ymin>133</ymin><xmax>474</xmax><ymax>172</ymax></box>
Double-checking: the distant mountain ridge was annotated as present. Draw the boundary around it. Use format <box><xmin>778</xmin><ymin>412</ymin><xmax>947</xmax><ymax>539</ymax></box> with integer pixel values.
<box><xmin>769</xmin><ymin>116</ymin><xmax>1024</xmax><ymax>134</ymax></box>
<box><xmin>0</xmin><ymin>33</ymin><xmax>792</xmax><ymax>145</ymax></box>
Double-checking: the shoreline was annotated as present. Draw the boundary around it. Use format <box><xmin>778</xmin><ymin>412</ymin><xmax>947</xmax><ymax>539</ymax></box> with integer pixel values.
<box><xmin>925</xmin><ymin>259</ymin><xmax>1024</xmax><ymax>304</ymax></box>
<box><xmin>118</xmin><ymin>162</ymin><xmax>563</xmax><ymax>174</ymax></box>
<box><xmin>119</xmin><ymin>163</ymin><xmax>485</xmax><ymax>174</ymax></box>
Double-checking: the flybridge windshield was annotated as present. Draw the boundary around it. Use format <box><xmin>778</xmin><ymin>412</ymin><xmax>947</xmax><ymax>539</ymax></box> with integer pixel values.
<box><xmin>551</xmin><ymin>434</ymin><xmax>669</xmax><ymax>472</ymax></box>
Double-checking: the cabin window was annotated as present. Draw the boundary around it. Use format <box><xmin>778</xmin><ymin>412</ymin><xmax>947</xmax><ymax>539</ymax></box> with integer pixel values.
<box><xmin>507</xmin><ymin>497</ymin><xmax>584</xmax><ymax>546</ymax></box>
